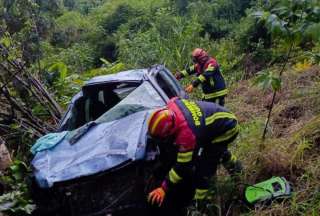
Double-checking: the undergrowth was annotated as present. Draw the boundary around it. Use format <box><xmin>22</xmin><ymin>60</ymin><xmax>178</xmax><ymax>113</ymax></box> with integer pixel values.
<box><xmin>190</xmin><ymin>66</ymin><xmax>320</xmax><ymax>216</ymax></box>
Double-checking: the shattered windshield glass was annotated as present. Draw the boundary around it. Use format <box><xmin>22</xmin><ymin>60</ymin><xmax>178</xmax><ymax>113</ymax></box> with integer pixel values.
<box><xmin>65</xmin><ymin>81</ymin><xmax>165</xmax><ymax>144</ymax></box>
<box><xmin>96</xmin><ymin>81</ymin><xmax>165</xmax><ymax>124</ymax></box>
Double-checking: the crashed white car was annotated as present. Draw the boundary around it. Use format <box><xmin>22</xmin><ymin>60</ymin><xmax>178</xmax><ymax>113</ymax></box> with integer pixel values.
<box><xmin>31</xmin><ymin>65</ymin><xmax>187</xmax><ymax>216</ymax></box>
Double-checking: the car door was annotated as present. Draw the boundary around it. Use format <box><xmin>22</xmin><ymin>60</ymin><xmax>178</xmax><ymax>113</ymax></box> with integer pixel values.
<box><xmin>147</xmin><ymin>65</ymin><xmax>188</xmax><ymax>102</ymax></box>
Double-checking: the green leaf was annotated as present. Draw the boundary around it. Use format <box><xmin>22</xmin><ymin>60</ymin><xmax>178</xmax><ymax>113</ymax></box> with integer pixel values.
<box><xmin>253</xmin><ymin>70</ymin><xmax>282</xmax><ymax>92</ymax></box>
<box><xmin>305</xmin><ymin>23</ymin><xmax>320</xmax><ymax>42</ymax></box>
<box><xmin>10</xmin><ymin>123</ymin><xmax>19</xmax><ymax>130</ymax></box>
<box><xmin>271</xmin><ymin>77</ymin><xmax>281</xmax><ymax>91</ymax></box>
<box><xmin>73</xmin><ymin>79</ymin><xmax>84</xmax><ymax>85</ymax></box>
<box><xmin>48</xmin><ymin>62</ymin><xmax>68</xmax><ymax>80</ymax></box>
<box><xmin>271</xmin><ymin>6</ymin><xmax>289</xmax><ymax>17</ymax></box>
<box><xmin>251</xmin><ymin>11</ymin><xmax>265</xmax><ymax>19</ymax></box>
<box><xmin>100</xmin><ymin>58</ymin><xmax>111</xmax><ymax>66</ymax></box>
<box><xmin>266</xmin><ymin>14</ymin><xmax>287</xmax><ymax>37</ymax></box>
<box><xmin>0</xmin><ymin>37</ymin><xmax>11</xmax><ymax>48</ymax></box>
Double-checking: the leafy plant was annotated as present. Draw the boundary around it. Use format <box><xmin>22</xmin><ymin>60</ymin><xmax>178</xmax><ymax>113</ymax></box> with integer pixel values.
<box><xmin>48</xmin><ymin>62</ymin><xmax>68</xmax><ymax>81</ymax></box>
<box><xmin>252</xmin><ymin>0</ymin><xmax>320</xmax><ymax>139</ymax></box>
<box><xmin>253</xmin><ymin>70</ymin><xmax>281</xmax><ymax>91</ymax></box>
<box><xmin>117</xmin><ymin>13</ymin><xmax>211</xmax><ymax>70</ymax></box>
<box><xmin>0</xmin><ymin>160</ymin><xmax>35</xmax><ymax>215</ymax></box>
<box><xmin>40</xmin><ymin>42</ymin><xmax>96</xmax><ymax>74</ymax></box>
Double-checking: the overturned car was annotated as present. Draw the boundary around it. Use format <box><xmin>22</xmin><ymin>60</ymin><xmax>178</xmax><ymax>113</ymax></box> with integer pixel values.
<box><xmin>31</xmin><ymin>65</ymin><xmax>188</xmax><ymax>216</ymax></box>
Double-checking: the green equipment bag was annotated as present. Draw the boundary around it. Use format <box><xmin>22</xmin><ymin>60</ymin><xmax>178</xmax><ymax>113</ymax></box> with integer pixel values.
<box><xmin>244</xmin><ymin>176</ymin><xmax>291</xmax><ymax>205</ymax></box>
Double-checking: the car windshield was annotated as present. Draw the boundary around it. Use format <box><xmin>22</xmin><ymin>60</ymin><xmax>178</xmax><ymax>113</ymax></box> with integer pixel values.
<box><xmin>96</xmin><ymin>81</ymin><xmax>165</xmax><ymax>124</ymax></box>
<box><xmin>65</xmin><ymin>82</ymin><xmax>165</xmax><ymax>145</ymax></box>
<box><xmin>59</xmin><ymin>82</ymin><xmax>140</xmax><ymax>131</ymax></box>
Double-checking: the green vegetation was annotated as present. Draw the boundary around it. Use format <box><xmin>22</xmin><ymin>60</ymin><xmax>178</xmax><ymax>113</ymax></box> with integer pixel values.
<box><xmin>0</xmin><ymin>0</ymin><xmax>319</xmax><ymax>215</ymax></box>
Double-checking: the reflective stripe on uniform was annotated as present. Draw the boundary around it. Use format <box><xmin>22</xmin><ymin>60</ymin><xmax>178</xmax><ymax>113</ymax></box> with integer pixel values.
<box><xmin>230</xmin><ymin>153</ymin><xmax>237</xmax><ymax>162</ymax></box>
<box><xmin>203</xmin><ymin>89</ymin><xmax>228</xmax><ymax>99</ymax></box>
<box><xmin>181</xmin><ymin>69</ymin><xmax>188</xmax><ymax>77</ymax></box>
<box><xmin>212</xmin><ymin>124</ymin><xmax>240</xmax><ymax>144</ymax></box>
<box><xmin>198</xmin><ymin>74</ymin><xmax>206</xmax><ymax>82</ymax></box>
<box><xmin>194</xmin><ymin>188</ymin><xmax>208</xmax><ymax>200</ymax></box>
<box><xmin>189</xmin><ymin>65</ymin><xmax>195</xmax><ymax>72</ymax></box>
<box><xmin>206</xmin><ymin>65</ymin><xmax>215</xmax><ymax>72</ymax></box>
<box><xmin>205</xmin><ymin>112</ymin><xmax>236</xmax><ymax>125</ymax></box>
<box><xmin>169</xmin><ymin>168</ymin><xmax>182</xmax><ymax>184</ymax></box>
<box><xmin>177</xmin><ymin>151</ymin><xmax>193</xmax><ymax>163</ymax></box>
<box><xmin>150</xmin><ymin>112</ymin><xmax>168</xmax><ymax>135</ymax></box>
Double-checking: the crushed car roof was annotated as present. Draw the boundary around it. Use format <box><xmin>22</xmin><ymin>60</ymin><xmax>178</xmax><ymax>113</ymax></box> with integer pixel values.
<box><xmin>32</xmin><ymin>81</ymin><xmax>166</xmax><ymax>188</ymax></box>
<box><xmin>85</xmin><ymin>69</ymin><xmax>147</xmax><ymax>86</ymax></box>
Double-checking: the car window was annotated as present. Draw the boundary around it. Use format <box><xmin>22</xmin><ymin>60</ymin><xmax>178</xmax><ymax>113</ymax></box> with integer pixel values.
<box><xmin>59</xmin><ymin>82</ymin><xmax>140</xmax><ymax>131</ymax></box>
<box><xmin>155</xmin><ymin>69</ymin><xmax>182</xmax><ymax>98</ymax></box>
<box><xmin>96</xmin><ymin>81</ymin><xmax>165</xmax><ymax>124</ymax></box>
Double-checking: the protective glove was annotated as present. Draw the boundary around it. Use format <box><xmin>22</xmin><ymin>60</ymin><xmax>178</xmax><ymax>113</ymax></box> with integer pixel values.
<box><xmin>148</xmin><ymin>187</ymin><xmax>166</xmax><ymax>206</ymax></box>
<box><xmin>175</xmin><ymin>71</ymin><xmax>183</xmax><ymax>80</ymax></box>
<box><xmin>185</xmin><ymin>84</ymin><xmax>194</xmax><ymax>93</ymax></box>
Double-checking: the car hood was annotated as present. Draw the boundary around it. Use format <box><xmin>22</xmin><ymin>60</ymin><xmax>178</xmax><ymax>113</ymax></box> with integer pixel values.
<box><xmin>32</xmin><ymin>110</ymin><xmax>152</xmax><ymax>188</ymax></box>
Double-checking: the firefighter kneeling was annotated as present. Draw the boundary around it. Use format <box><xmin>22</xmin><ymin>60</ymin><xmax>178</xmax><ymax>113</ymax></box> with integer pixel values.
<box><xmin>147</xmin><ymin>97</ymin><xmax>242</xmax><ymax>212</ymax></box>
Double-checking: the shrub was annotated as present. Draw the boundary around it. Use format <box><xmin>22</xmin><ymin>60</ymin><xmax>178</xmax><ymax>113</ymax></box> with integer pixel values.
<box><xmin>41</xmin><ymin>42</ymin><xmax>95</xmax><ymax>74</ymax></box>
<box><xmin>117</xmin><ymin>14</ymin><xmax>211</xmax><ymax>70</ymax></box>
<box><xmin>52</xmin><ymin>11</ymin><xmax>95</xmax><ymax>47</ymax></box>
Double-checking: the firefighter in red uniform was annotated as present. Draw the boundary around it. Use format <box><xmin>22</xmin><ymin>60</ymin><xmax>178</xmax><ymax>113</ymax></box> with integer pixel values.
<box><xmin>147</xmin><ymin>97</ymin><xmax>242</xmax><ymax>209</ymax></box>
<box><xmin>176</xmin><ymin>48</ymin><xmax>227</xmax><ymax>106</ymax></box>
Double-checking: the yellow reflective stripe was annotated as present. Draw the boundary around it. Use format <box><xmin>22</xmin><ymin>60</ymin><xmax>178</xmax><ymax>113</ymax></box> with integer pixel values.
<box><xmin>230</xmin><ymin>153</ymin><xmax>237</xmax><ymax>162</ymax></box>
<box><xmin>150</xmin><ymin>112</ymin><xmax>168</xmax><ymax>135</ymax></box>
<box><xmin>194</xmin><ymin>189</ymin><xmax>208</xmax><ymax>200</ymax></box>
<box><xmin>147</xmin><ymin>111</ymin><xmax>157</xmax><ymax>127</ymax></box>
<box><xmin>169</xmin><ymin>168</ymin><xmax>182</xmax><ymax>184</ymax></box>
<box><xmin>189</xmin><ymin>65</ymin><xmax>195</xmax><ymax>71</ymax></box>
<box><xmin>212</xmin><ymin>125</ymin><xmax>240</xmax><ymax>144</ymax></box>
<box><xmin>177</xmin><ymin>151</ymin><xmax>193</xmax><ymax>163</ymax></box>
<box><xmin>206</xmin><ymin>65</ymin><xmax>215</xmax><ymax>72</ymax></box>
<box><xmin>181</xmin><ymin>70</ymin><xmax>188</xmax><ymax>77</ymax></box>
<box><xmin>203</xmin><ymin>89</ymin><xmax>228</xmax><ymax>99</ymax></box>
<box><xmin>205</xmin><ymin>112</ymin><xmax>236</xmax><ymax>125</ymax></box>
<box><xmin>181</xmin><ymin>99</ymin><xmax>202</xmax><ymax>126</ymax></box>
<box><xmin>198</xmin><ymin>74</ymin><xmax>206</xmax><ymax>82</ymax></box>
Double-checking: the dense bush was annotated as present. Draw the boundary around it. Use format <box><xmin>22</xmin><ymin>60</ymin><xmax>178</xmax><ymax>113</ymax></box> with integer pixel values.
<box><xmin>52</xmin><ymin>11</ymin><xmax>94</xmax><ymax>47</ymax></box>
<box><xmin>41</xmin><ymin>42</ymin><xmax>96</xmax><ymax>74</ymax></box>
<box><xmin>117</xmin><ymin>14</ymin><xmax>211</xmax><ymax>70</ymax></box>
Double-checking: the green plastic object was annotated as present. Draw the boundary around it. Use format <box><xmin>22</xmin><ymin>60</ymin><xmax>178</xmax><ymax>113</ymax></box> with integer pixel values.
<box><xmin>245</xmin><ymin>176</ymin><xmax>291</xmax><ymax>205</ymax></box>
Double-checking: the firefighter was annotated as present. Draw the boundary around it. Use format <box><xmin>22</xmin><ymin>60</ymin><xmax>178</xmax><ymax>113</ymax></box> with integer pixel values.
<box><xmin>147</xmin><ymin>97</ymin><xmax>242</xmax><ymax>208</ymax></box>
<box><xmin>176</xmin><ymin>48</ymin><xmax>227</xmax><ymax>106</ymax></box>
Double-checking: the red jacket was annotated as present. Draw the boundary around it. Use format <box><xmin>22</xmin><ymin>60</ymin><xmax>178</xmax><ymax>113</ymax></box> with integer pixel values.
<box><xmin>167</xmin><ymin>100</ymin><xmax>196</xmax><ymax>152</ymax></box>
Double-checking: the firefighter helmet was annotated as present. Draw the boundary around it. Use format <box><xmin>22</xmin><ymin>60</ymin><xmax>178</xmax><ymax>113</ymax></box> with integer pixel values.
<box><xmin>148</xmin><ymin>108</ymin><xmax>175</xmax><ymax>138</ymax></box>
<box><xmin>192</xmin><ymin>48</ymin><xmax>209</xmax><ymax>64</ymax></box>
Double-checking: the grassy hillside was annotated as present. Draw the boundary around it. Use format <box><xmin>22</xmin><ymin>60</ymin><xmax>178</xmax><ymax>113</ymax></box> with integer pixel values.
<box><xmin>204</xmin><ymin>65</ymin><xmax>320</xmax><ymax>215</ymax></box>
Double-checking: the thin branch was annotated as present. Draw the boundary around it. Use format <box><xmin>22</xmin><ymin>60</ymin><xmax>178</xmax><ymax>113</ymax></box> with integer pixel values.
<box><xmin>0</xmin><ymin>60</ymin><xmax>61</xmax><ymax>123</ymax></box>
<box><xmin>0</xmin><ymin>63</ymin><xmax>25</xmax><ymax>90</ymax></box>
<box><xmin>14</xmin><ymin>75</ymin><xmax>60</xmax><ymax>124</ymax></box>
<box><xmin>28</xmin><ymin>76</ymin><xmax>63</xmax><ymax>119</ymax></box>
<box><xmin>0</xmin><ymin>86</ymin><xmax>55</xmax><ymax>133</ymax></box>
<box><xmin>262</xmin><ymin>42</ymin><xmax>295</xmax><ymax>140</ymax></box>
